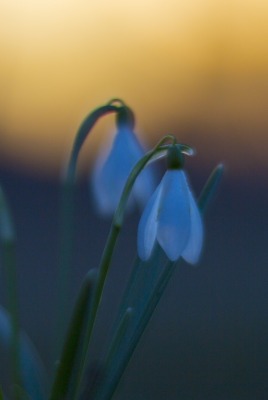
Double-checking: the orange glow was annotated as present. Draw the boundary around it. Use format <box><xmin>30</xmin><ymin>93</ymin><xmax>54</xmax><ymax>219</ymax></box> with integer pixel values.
<box><xmin>0</xmin><ymin>1</ymin><xmax>267</xmax><ymax>176</ymax></box>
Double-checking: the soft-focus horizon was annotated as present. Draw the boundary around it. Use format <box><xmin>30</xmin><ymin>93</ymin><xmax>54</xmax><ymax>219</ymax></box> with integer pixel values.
<box><xmin>0</xmin><ymin>0</ymin><xmax>267</xmax><ymax>178</ymax></box>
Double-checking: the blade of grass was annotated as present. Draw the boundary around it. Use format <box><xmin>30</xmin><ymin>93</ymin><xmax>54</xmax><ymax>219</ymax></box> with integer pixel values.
<box><xmin>97</xmin><ymin>258</ymin><xmax>178</xmax><ymax>400</ymax></box>
<box><xmin>98</xmin><ymin>165</ymin><xmax>224</xmax><ymax>399</ymax></box>
<box><xmin>49</xmin><ymin>269</ymin><xmax>97</xmax><ymax>400</ymax></box>
<box><xmin>198</xmin><ymin>164</ymin><xmax>224</xmax><ymax>213</ymax></box>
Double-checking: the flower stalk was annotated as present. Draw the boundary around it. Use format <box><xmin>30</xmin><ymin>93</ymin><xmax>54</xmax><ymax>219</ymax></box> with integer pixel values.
<box><xmin>93</xmin><ymin>161</ymin><xmax>224</xmax><ymax>399</ymax></box>
<box><xmin>57</xmin><ymin>102</ymin><xmax>125</xmax><ymax>353</ymax></box>
<box><xmin>69</xmin><ymin>135</ymin><xmax>178</xmax><ymax>399</ymax></box>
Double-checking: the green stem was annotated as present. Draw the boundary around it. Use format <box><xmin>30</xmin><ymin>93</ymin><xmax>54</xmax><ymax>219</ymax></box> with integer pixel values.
<box><xmin>99</xmin><ymin>259</ymin><xmax>178</xmax><ymax>400</ymax></box>
<box><xmin>66</xmin><ymin>104</ymin><xmax>121</xmax><ymax>183</ymax></box>
<box><xmin>0</xmin><ymin>186</ymin><xmax>22</xmax><ymax>399</ymax></box>
<box><xmin>97</xmin><ymin>164</ymin><xmax>224</xmax><ymax>399</ymax></box>
<box><xmin>56</xmin><ymin>102</ymin><xmax>121</xmax><ymax>354</ymax></box>
<box><xmin>114</xmin><ymin>135</ymin><xmax>176</xmax><ymax>227</ymax></box>
<box><xmin>70</xmin><ymin>135</ymin><xmax>177</xmax><ymax>399</ymax></box>
<box><xmin>70</xmin><ymin>223</ymin><xmax>122</xmax><ymax>400</ymax></box>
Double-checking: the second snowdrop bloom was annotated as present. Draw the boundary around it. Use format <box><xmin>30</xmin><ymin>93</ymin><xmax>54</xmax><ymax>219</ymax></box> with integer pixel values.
<box><xmin>138</xmin><ymin>148</ymin><xmax>203</xmax><ymax>264</ymax></box>
<box><xmin>92</xmin><ymin>123</ymin><xmax>155</xmax><ymax>215</ymax></box>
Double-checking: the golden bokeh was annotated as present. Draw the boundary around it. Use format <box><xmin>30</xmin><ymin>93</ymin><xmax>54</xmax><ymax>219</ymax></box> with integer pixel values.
<box><xmin>0</xmin><ymin>0</ymin><xmax>267</xmax><ymax>177</ymax></box>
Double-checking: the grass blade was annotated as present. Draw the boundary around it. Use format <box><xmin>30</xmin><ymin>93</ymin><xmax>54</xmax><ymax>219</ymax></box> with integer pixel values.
<box><xmin>50</xmin><ymin>269</ymin><xmax>96</xmax><ymax>400</ymax></box>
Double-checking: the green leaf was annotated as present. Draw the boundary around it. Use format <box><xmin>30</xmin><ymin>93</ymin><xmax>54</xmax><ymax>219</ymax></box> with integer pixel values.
<box><xmin>198</xmin><ymin>164</ymin><xmax>224</xmax><ymax>213</ymax></box>
<box><xmin>49</xmin><ymin>269</ymin><xmax>96</xmax><ymax>400</ymax></box>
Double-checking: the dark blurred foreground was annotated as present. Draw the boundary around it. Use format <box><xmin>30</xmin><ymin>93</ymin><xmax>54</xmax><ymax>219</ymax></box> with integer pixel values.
<box><xmin>0</xmin><ymin>165</ymin><xmax>267</xmax><ymax>400</ymax></box>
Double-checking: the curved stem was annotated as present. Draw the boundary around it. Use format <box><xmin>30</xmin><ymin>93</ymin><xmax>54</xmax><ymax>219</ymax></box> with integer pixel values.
<box><xmin>114</xmin><ymin>135</ymin><xmax>176</xmax><ymax>227</ymax></box>
<box><xmin>106</xmin><ymin>99</ymin><xmax>127</xmax><ymax>107</ymax></box>
<box><xmin>65</xmin><ymin>104</ymin><xmax>120</xmax><ymax>183</ymax></box>
<box><xmin>70</xmin><ymin>135</ymin><xmax>177</xmax><ymax>399</ymax></box>
<box><xmin>94</xmin><ymin>164</ymin><xmax>223</xmax><ymax>399</ymax></box>
<box><xmin>56</xmin><ymin>103</ymin><xmax>121</xmax><ymax>356</ymax></box>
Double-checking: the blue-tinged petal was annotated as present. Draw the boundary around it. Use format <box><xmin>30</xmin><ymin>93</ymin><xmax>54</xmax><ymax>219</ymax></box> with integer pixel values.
<box><xmin>133</xmin><ymin>165</ymin><xmax>156</xmax><ymax>208</ymax></box>
<box><xmin>115</xmin><ymin>129</ymin><xmax>141</xmax><ymax>168</ymax></box>
<box><xmin>92</xmin><ymin>128</ymin><xmax>137</xmax><ymax>214</ymax></box>
<box><xmin>137</xmin><ymin>182</ymin><xmax>163</xmax><ymax>260</ymax></box>
<box><xmin>118</xmin><ymin>127</ymin><xmax>156</xmax><ymax>206</ymax></box>
<box><xmin>92</xmin><ymin>127</ymin><xmax>155</xmax><ymax>215</ymax></box>
<box><xmin>92</xmin><ymin>148</ymin><xmax>122</xmax><ymax>214</ymax></box>
<box><xmin>182</xmin><ymin>186</ymin><xmax>203</xmax><ymax>264</ymax></box>
<box><xmin>157</xmin><ymin>170</ymin><xmax>191</xmax><ymax>261</ymax></box>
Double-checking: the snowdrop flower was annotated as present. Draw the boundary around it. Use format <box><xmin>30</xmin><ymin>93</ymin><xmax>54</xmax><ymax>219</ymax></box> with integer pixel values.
<box><xmin>137</xmin><ymin>147</ymin><xmax>203</xmax><ymax>264</ymax></box>
<box><xmin>92</xmin><ymin>107</ymin><xmax>155</xmax><ymax>215</ymax></box>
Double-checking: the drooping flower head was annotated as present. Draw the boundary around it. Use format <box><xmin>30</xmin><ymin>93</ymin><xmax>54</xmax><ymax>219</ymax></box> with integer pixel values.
<box><xmin>137</xmin><ymin>145</ymin><xmax>203</xmax><ymax>264</ymax></box>
<box><xmin>92</xmin><ymin>105</ymin><xmax>156</xmax><ymax>215</ymax></box>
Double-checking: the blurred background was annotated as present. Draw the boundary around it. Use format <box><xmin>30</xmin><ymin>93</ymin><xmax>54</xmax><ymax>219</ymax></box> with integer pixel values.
<box><xmin>0</xmin><ymin>1</ymin><xmax>268</xmax><ymax>399</ymax></box>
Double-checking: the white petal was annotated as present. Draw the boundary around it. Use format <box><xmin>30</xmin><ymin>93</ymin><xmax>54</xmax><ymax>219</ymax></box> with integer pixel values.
<box><xmin>92</xmin><ymin>151</ymin><xmax>132</xmax><ymax>214</ymax></box>
<box><xmin>137</xmin><ymin>182</ymin><xmax>163</xmax><ymax>260</ymax></box>
<box><xmin>91</xmin><ymin>128</ymin><xmax>139</xmax><ymax>214</ymax></box>
<box><xmin>157</xmin><ymin>170</ymin><xmax>191</xmax><ymax>261</ymax></box>
<box><xmin>182</xmin><ymin>186</ymin><xmax>203</xmax><ymax>264</ymax></box>
<box><xmin>122</xmin><ymin>128</ymin><xmax>156</xmax><ymax>207</ymax></box>
<box><xmin>120</xmin><ymin>127</ymin><xmax>144</xmax><ymax>159</ymax></box>
<box><xmin>133</xmin><ymin>165</ymin><xmax>156</xmax><ymax>208</ymax></box>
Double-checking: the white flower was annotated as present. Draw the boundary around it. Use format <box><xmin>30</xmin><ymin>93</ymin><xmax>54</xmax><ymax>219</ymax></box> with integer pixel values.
<box><xmin>92</xmin><ymin>126</ymin><xmax>155</xmax><ymax>215</ymax></box>
<box><xmin>137</xmin><ymin>169</ymin><xmax>203</xmax><ymax>263</ymax></box>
